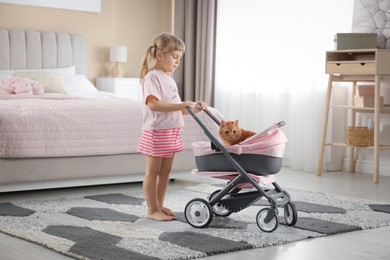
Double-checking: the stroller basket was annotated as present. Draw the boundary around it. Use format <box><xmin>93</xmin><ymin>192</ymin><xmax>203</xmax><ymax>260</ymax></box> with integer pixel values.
<box><xmin>192</xmin><ymin>142</ymin><xmax>284</xmax><ymax>175</ymax></box>
<box><xmin>194</xmin><ymin>153</ymin><xmax>282</xmax><ymax>175</ymax></box>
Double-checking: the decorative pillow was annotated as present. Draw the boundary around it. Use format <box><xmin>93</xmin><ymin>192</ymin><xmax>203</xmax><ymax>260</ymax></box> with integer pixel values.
<box><xmin>12</xmin><ymin>71</ymin><xmax>68</xmax><ymax>94</ymax></box>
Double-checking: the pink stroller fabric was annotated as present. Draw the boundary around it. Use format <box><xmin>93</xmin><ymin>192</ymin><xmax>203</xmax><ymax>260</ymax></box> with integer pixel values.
<box><xmin>192</xmin><ymin>123</ymin><xmax>288</xmax><ymax>158</ymax></box>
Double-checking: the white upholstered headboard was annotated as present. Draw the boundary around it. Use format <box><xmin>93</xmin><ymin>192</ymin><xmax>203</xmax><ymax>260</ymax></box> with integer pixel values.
<box><xmin>0</xmin><ymin>28</ymin><xmax>87</xmax><ymax>75</ymax></box>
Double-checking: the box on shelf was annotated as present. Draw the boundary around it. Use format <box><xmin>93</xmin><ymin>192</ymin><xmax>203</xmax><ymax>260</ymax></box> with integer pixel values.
<box><xmin>334</xmin><ymin>33</ymin><xmax>377</xmax><ymax>50</ymax></box>
<box><xmin>345</xmin><ymin>126</ymin><xmax>373</xmax><ymax>147</ymax></box>
<box><xmin>356</xmin><ymin>85</ymin><xmax>374</xmax><ymax>96</ymax></box>
<box><xmin>354</xmin><ymin>95</ymin><xmax>384</xmax><ymax>107</ymax></box>
<box><xmin>383</xmin><ymin>86</ymin><xmax>390</xmax><ymax>105</ymax></box>
<box><xmin>358</xmin><ymin>83</ymin><xmax>390</xmax><ymax>106</ymax></box>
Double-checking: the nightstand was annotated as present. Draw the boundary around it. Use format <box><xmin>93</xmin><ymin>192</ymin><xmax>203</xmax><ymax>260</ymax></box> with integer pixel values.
<box><xmin>96</xmin><ymin>77</ymin><xmax>142</xmax><ymax>101</ymax></box>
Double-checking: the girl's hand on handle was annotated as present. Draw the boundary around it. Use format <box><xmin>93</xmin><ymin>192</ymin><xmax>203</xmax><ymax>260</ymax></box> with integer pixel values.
<box><xmin>181</xmin><ymin>100</ymin><xmax>207</xmax><ymax>114</ymax></box>
<box><xmin>182</xmin><ymin>101</ymin><xmax>195</xmax><ymax>110</ymax></box>
<box><xmin>195</xmin><ymin>100</ymin><xmax>208</xmax><ymax>113</ymax></box>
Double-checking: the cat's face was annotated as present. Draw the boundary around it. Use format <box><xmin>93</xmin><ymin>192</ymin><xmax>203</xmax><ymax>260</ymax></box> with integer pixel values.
<box><xmin>219</xmin><ymin>120</ymin><xmax>241</xmax><ymax>143</ymax></box>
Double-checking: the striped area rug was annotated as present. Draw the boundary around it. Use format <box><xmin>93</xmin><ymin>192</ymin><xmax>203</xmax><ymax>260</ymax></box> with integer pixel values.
<box><xmin>0</xmin><ymin>183</ymin><xmax>389</xmax><ymax>260</ymax></box>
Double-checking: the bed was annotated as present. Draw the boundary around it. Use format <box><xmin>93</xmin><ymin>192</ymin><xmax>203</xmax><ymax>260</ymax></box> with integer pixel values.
<box><xmin>0</xmin><ymin>28</ymin><xmax>221</xmax><ymax>192</ymax></box>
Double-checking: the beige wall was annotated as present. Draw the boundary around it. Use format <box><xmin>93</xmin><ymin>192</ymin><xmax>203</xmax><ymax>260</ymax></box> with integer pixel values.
<box><xmin>0</xmin><ymin>0</ymin><xmax>173</xmax><ymax>82</ymax></box>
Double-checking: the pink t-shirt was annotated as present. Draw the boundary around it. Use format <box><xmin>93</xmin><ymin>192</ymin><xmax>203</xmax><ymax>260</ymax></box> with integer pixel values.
<box><xmin>141</xmin><ymin>69</ymin><xmax>184</xmax><ymax>130</ymax></box>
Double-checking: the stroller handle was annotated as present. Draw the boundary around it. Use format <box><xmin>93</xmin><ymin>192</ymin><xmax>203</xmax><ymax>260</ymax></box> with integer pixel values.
<box><xmin>276</xmin><ymin>121</ymin><xmax>285</xmax><ymax>128</ymax></box>
<box><xmin>189</xmin><ymin>103</ymin><xmax>221</xmax><ymax>126</ymax></box>
<box><xmin>188</xmin><ymin>104</ymin><xmax>285</xmax><ymax>129</ymax></box>
<box><xmin>203</xmin><ymin>108</ymin><xmax>221</xmax><ymax>126</ymax></box>
<box><xmin>186</xmin><ymin>105</ymin><xmax>221</xmax><ymax>149</ymax></box>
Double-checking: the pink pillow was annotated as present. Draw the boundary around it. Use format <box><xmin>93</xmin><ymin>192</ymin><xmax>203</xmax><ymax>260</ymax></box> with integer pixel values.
<box><xmin>0</xmin><ymin>76</ymin><xmax>44</xmax><ymax>95</ymax></box>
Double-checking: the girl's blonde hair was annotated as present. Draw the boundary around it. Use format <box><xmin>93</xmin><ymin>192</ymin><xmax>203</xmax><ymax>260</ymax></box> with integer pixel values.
<box><xmin>140</xmin><ymin>33</ymin><xmax>185</xmax><ymax>79</ymax></box>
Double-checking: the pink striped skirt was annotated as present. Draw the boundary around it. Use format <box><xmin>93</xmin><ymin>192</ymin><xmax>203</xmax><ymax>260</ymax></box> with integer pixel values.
<box><xmin>137</xmin><ymin>128</ymin><xmax>184</xmax><ymax>157</ymax></box>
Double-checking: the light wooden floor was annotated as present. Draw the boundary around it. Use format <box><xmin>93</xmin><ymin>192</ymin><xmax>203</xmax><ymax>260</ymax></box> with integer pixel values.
<box><xmin>1</xmin><ymin>168</ymin><xmax>390</xmax><ymax>260</ymax></box>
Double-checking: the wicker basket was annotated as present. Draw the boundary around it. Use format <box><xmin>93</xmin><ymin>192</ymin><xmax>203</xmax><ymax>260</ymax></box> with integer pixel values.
<box><xmin>345</xmin><ymin>126</ymin><xmax>374</xmax><ymax>147</ymax></box>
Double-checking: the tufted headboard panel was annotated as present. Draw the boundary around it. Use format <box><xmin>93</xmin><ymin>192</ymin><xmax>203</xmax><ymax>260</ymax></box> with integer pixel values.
<box><xmin>352</xmin><ymin>0</ymin><xmax>390</xmax><ymax>49</ymax></box>
<box><xmin>0</xmin><ymin>28</ymin><xmax>86</xmax><ymax>75</ymax></box>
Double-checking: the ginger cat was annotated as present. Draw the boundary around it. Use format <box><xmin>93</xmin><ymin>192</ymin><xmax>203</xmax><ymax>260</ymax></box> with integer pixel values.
<box><xmin>219</xmin><ymin>120</ymin><xmax>256</xmax><ymax>145</ymax></box>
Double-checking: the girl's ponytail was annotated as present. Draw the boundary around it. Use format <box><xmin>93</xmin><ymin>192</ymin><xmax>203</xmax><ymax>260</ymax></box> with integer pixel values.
<box><xmin>139</xmin><ymin>45</ymin><xmax>155</xmax><ymax>79</ymax></box>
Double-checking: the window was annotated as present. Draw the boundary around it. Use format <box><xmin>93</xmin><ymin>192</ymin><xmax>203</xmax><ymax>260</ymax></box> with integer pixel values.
<box><xmin>215</xmin><ymin>0</ymin><xmax>354</xmax><ymax>171</ymax></box>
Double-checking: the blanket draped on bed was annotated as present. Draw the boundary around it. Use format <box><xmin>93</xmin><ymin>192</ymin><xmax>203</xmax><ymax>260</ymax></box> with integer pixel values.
<box><xmin>0</xmin><ymin>96</ymin><xmax>220</xmax><ymax>158</ymax></box>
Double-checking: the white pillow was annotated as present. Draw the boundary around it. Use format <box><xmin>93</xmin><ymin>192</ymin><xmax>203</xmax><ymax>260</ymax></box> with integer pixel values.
<box><xmin>42</xmin><ymin>65</ymin><xmax>76</xmax><ymax>75</ymax></box>
<box><xmin>0</xmin><ymin>70</ymin><xmax>11</xmax><ymax>80</ymax></box>
<box><xmin>62</xmin><ymin>74</ymin><xmax>97</xmax><ymax>94</ymax></box>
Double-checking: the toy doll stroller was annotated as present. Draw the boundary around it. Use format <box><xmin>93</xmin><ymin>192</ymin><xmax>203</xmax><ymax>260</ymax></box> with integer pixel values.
<box><xmin>184</xmin><ymin>106</ymin><xmax>298</xmax><ymax>232</ymax></box>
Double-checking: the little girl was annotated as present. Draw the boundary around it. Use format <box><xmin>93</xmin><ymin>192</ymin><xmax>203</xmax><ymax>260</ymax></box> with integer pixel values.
<box><xmin>137</xmin><ymin>33</ymin><xmax>207</xmax><ymax>221</ymax></box>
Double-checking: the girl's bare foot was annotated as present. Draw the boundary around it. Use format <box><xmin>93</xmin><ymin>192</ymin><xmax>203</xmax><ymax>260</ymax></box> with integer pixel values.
<box><xmin>160</xmin><ymin>207</ymin><xmax>175</xmax><ymax>217</ymax></box>
<box><xmin>146</xmin><ymin>211</ymin><xmax>174</xmax><ymax>221</ymax></box>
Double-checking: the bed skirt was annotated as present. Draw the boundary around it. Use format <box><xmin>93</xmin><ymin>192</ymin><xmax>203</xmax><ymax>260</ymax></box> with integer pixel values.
<box><xmin>0</xmin><ymin>151</ymin><xmax>196</xmax><ymax>192</ymax></box>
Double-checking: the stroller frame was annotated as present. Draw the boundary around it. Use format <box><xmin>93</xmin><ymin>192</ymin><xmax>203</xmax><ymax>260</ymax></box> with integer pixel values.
<box><xmin>184</xmin><ymin>107</ymin><xmax>298</xmax><ymax>232</ymax></box>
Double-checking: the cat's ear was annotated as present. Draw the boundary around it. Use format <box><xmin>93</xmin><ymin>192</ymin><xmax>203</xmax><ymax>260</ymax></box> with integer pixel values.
<box><xmin>220</xmin><ymin>120</ymin><xmax>226</xmax><ymax>126</ymax></box>
<box><xmin>234</xmin><ymin>120</ymin><xmax>239</xmax><ymax>126</ymax></box>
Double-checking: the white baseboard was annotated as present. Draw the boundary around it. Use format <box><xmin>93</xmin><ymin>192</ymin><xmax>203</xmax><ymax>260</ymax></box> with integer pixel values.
<box><xmin>342</xmin><ymin>158</ymin><xmax>390</xmax><ymax>177</ymax></box>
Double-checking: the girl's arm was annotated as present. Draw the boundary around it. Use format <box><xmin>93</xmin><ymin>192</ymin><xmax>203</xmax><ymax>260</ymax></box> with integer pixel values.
<box><xmin>146</xmin><ymin>96</ymin><xmax>207</xmax><ymax>114</ymax></box>
<box><xmin>146</xmin><ymin>95</ymin><xmax>194</xmax><ymax>112</ymax></box>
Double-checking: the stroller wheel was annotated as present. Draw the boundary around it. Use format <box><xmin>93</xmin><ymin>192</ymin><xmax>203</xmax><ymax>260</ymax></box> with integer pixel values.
<box><xmin>256</xmin><ymin>208</ymin><xmax>279</xmax><ymax>232</ymax></box>
<box><xmin>185</xmin><ymin>198</ymin><xmax>213</xmax><ymax>228</ymax></box>
<box><xmin>284</xmin><ymin>202</ymin><xmax>298</xmax><ymax>226</ymax></box>
<box><xmin>209</xmin><ymin>190</ymin><xmax>232</xmax><ymax>217</ymax></box>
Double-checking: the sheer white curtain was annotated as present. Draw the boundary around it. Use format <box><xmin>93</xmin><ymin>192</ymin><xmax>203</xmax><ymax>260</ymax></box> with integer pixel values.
<box><xmin>215</xmin><ymin>0</ymin><xmax>354</xmax><ymax>172</ymax></box>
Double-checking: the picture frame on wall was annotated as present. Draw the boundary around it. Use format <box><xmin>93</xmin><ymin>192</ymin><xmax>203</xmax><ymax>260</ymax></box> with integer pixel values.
<box><xmin>0</xmin><ymin>0</ymin><xmax>101</xmax><ymax>13</ymax></box>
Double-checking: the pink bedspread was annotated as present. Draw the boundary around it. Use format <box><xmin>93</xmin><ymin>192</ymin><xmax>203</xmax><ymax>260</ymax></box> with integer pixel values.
<box><xmin>0</xmin><ymin>95</ymin><xmax>221</xmax><ymax>158</ymax></box>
